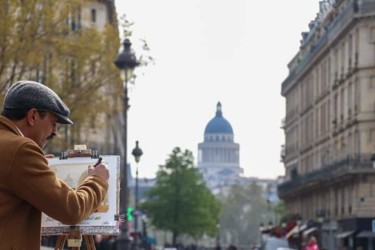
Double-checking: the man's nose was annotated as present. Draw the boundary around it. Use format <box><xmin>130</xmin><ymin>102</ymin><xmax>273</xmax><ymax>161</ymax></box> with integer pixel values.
<box><xmin>52</xmin><ymin>124</ymin><xmax>57</xmax><ymax>134</ymax></box>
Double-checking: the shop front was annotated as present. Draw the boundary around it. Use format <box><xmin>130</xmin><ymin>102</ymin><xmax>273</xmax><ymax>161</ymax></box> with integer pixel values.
<box><xmin>338</xmin><ymin>217</ymin><xmax>375</xmax><ymax>249</ymax></box>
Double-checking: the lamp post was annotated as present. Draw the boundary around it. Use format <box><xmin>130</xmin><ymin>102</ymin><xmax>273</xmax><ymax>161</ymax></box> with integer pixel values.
<box><xmin>216</xmin><ymin>223</ymin><xmax>221</xmax><ymax>248</ymax></box>
<box><xmin>316</xmin><ymin>209</ymin><xmax>325</xmax><ymax>248</ymax></box>
<box><xmin>132</xmin><ymin>140</ymin><xmax>143</xmax><ymax>250</ymax></box>
<box><xmin>114</xmin><ymin>38</ymin><xmax>139</xmax><ymax>250</ymax></box>
<box><xmin>141</xmin><ymin>214</ymin><xmax>149</xmax><ymax>249</ymax></box>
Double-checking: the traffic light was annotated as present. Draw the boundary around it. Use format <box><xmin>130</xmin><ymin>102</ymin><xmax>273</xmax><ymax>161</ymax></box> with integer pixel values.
<box><xmin>127</xmin><ymin>207</ymin><xmax>133</xmax><ymax>221</ymax></box>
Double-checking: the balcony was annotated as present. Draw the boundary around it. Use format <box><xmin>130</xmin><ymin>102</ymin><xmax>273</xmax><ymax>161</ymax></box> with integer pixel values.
<box><xmin>278</xmin><ymin>154</ymin><xmax>375</xmax><ymax>197</ymax></box>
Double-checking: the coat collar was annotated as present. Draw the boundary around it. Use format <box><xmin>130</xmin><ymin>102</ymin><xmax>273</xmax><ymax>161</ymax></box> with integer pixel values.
<box><xmin>0</xmin><ymin>115</ymin><xmax>23</xmax><ymax>136</ymax></box>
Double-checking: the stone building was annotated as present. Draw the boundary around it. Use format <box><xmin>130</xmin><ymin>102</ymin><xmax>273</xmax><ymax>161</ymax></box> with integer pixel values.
<box><xmin>0</xmin><ymin>0</ymin><xmax>122</xmax><ymax>157</ymax></box>
<box><xmin>279</xmin><ymin>0</ymin><xmax>375</xmax><ymax>249</ymax></box>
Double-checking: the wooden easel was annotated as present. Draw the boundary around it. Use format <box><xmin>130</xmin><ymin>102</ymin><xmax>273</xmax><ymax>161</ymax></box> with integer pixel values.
<box><xmin>55</xmin><ymin>145</ymin><xmax>100</xmax><ymax>250</ymax></box>
<box><xmin>55</xmin><ymin>226</ymin><xmax>96</xmax><ymax>250</ymax></box>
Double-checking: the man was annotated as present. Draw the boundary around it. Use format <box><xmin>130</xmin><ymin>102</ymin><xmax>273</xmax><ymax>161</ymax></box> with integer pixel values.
<box><xmin>0</xmin><ymin>80</ymin><xmax>109</xmax><ymax>249</ymax></box>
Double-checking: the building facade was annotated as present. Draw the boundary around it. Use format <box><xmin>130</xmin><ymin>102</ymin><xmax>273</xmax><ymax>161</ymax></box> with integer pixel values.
<box><xmin>0</xmin><ymin>0</ymin><xmax>123</xmax><ymax>157</ymax></box>
<box><xmin>279</xmin><ymin>0</ymin><xmax>375</xmax><ymax>249</ymax></box>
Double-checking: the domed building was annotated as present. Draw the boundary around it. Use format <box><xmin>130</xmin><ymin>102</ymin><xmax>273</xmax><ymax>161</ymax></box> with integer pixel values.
<box><xmin>197</xmin><ymin>102</ymin><xmax>244</xmax><ymax>192</ymax></box>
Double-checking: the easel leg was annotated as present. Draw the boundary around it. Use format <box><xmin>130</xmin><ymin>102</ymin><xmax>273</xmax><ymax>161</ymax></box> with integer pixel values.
<box><xmin>53</xmin><ymin>228</ymin><xmax>96</xmax><ymax>250</ymax></box>
<box><xmin>83</xmin><ymin>235</ymin><xmax>96</xmax><ymax>250</ymax></box>
<box><xmin>55</xmin><ymin>235</ymin><xmax>68</xmax><ymax>250</ymax></box>
<box><xmin>67</xmin><ymin>229</ymin><xmax>82</xmax><ymax>250</ymax></box>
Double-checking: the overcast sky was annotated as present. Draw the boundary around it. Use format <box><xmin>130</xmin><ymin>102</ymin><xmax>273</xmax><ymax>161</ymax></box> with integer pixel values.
<box><xmin>113</xmin><ymin>0</ymin><xmax>321</xmax><ymax>179</ymax></box>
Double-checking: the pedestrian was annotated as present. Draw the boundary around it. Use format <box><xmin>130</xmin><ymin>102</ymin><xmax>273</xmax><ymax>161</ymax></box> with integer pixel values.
<box><xmin>227</xmin><ymin>244</ymin><xmax>237</xmax><ymax>250</ymax></box>
<box><xmin>0</xmin><ymin>80</ymin><xmax>109</xmax><ymax>249</ymax></box>
<box><xmin>304</xmin><ymin>236</ymin><xmax>319</xmax><ymax>250</ymax></box>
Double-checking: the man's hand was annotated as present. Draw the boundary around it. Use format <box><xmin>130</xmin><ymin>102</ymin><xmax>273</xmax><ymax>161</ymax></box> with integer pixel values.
<box><xmin>88</xmin><ymin>163</ymin><xmax>109</xmax><ymax>181</ymax></box>
<box><xmin>45</xmin><ymin>154</ymin><xmax>55</xmax><ymax>159</ymax></box>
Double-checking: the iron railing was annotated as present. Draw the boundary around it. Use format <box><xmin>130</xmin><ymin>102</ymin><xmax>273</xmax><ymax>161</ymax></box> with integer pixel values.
<box><xmin>278</xmin><ymin>154</ymin><xmax>375</xmax><ymax>195</ymax></box>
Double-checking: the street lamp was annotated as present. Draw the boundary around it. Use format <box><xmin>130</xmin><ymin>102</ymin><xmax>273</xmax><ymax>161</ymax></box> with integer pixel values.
<box><xmin>114</xmin><ymin>37</ymin><xmax>140</xmax><ymax>250</ymax></box>
<box><xmin>316</xmin><ymin>209</ymin><xmax>326</xmax><ymax>248</ymax></box>
<box><xmin>141</xmin><ymin>214</ymin><xmax>149</xmax><ymax>249</ymax></box>
<box><xmin>216</xmin><ymin>223</ymin><xmax>221</xmax><ymax>248</ymax></box>
<box><xmin>132</xmin><ymin>140</ymin><xmax>143</xmax><ymax>250</ymax></box>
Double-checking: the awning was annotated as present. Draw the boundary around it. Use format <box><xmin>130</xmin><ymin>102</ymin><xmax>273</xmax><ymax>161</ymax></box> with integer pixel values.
<box><xmin>303</xmin><ymin>227</ymin><xmax>317</xmax><ymax>237</ymax></box>
<box><xmin>357</xmin><ymin>231</ymin><xmax>375</xmax><ymax>238</ymax></box>
<box><xmin>299</xmin><ymin>224</ymin><xmax>307</xmax><ymax>232</ymax></box>
<box><xmin>286</xmin><ymin>225</ymin><xmax>299</xmax><ymax>239</ymax></box>
<box><xmin>336</xmin><ymin>231</ymin><xmax>355</xmax><ymax>238</ymax></box>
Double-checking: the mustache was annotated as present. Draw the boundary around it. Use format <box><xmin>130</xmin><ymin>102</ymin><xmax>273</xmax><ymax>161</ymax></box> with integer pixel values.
<box><xmin>47</xmin><ymin>133</ymin><xmax>56</xmax><ymax>141</ymax></box>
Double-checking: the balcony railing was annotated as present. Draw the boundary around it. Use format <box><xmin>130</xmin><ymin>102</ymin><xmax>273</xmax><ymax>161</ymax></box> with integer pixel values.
<box><xmin>278</xmin><ymin>154</ymin><xmax>375</xmax><ymax>196</ymax></box>
<box><xmin>281</xmin><ymin>0</ymin><xmax>375</xmax><ymax>93</ymax></box>
<box><xmin>361</xmin><ymin>1</ymin><xmax>375</xmax><ymax>14</ymax></box>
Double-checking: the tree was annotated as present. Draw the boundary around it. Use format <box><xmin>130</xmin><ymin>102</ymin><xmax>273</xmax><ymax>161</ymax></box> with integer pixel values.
<box><xmin>219</xmin><ymin>182</ymin><xmax>271</xmax><ymax>246</ymax></box>
<box><xmin>273</xmin><ymin>200</ymin><xmax>285</xmax><ymax>221</ymax></box>
<box><xmin>0</xmin><ymin>0</ymin><xmax>123</xmax><ymax>151</ymax></box>
<box><xmin>141</xmin><ymin>147</ymin><xmax>221</xmax><ymax>245</ymax></box>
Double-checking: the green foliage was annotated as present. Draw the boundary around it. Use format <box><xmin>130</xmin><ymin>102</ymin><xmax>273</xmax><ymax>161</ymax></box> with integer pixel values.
<box><xmin>0</xmin><ymin>0</ymin><xmax>123</xmax><ymax>150</ymax></box>
<box><xmin>273</xmin><ymin>200</ymin><xmax>285</xmax><ymax>219</ymax></box>
<box><xmin>141</xmin><ymin>147</ymin><xmax>221</xmax><ymax>244</ymax></box>
<box><xmin>220</xmin><ymin>182</ymin><xmax>270</xmax><ymax>246</ymax></box>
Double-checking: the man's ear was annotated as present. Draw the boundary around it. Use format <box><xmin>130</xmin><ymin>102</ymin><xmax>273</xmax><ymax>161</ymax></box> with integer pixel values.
<box><xmin>26</xmin><ymin>108</ymin><xmax>38</xmax><ymax>125</ymax></box>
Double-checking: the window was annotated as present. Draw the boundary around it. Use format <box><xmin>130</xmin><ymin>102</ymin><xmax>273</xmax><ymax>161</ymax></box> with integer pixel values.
<box><xmin>340</xmin><ymin>89</ymin><xmax>344</xmax><ymax>122</ymax></box>
<box><xmin>348</xmin><ymin>82</ymin><xmax>352</xmax><ymax>116</ymax></box>
<box><xmin>67</xmin><ymin>7</ymin><xmax>81</xmax><ymax>31</ymax></box>
<box><xmin>371</xmin><ymin>27</ymin><xmax>375</xmax><ymax>43</ymax></box>
<box><xmin>340</xmin><ymin>42</ymin><xmax>345</xmax><ymax>78</ymax></box>
<box><xmin>348</xmin><ymin>34</ymin><xmax>353</xmax><ymax>69</ymax></box>
<box><xmin>65</xmin><ymin>58</ymin><xmax>80</xmax><ymax>88</ymax></box>
<box><xmin>334</xmin><ymin>48</ymin><xmax>339</xmax><ymax>82</ymax></box>
<box><xmin>370</xmin><ymin>76</ymin><xmax>375</xmax><ymax>89</ymax></box>
<box><xmin>91</xmin><ymin>9</ymin><xmax>97</xmax><ymax>23</ymax></box>
<box><xmin>291</xmin><ymin>168</ymin><xmax>298</xmax><ymax>180</ymax></box>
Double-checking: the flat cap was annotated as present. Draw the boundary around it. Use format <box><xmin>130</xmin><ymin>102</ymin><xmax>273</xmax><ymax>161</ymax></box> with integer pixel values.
<box><xmin>3</xmin><ymin>80</ymin><xmax>73</xmax><ymax>124</ymax></box>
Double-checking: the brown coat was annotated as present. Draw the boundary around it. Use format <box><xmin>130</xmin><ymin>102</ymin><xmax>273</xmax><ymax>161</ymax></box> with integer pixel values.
<box><xmin>0</xmin><ymin>115</ymin><xmax>108</xmax><ymax>249</ymax></box>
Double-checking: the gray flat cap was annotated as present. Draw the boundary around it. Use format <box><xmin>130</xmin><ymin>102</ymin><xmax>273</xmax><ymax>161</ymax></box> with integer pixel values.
<box><xmin>3</xmin><ymin>80</ymin><xmax>73</xmax><ymax>124</ymax></box>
